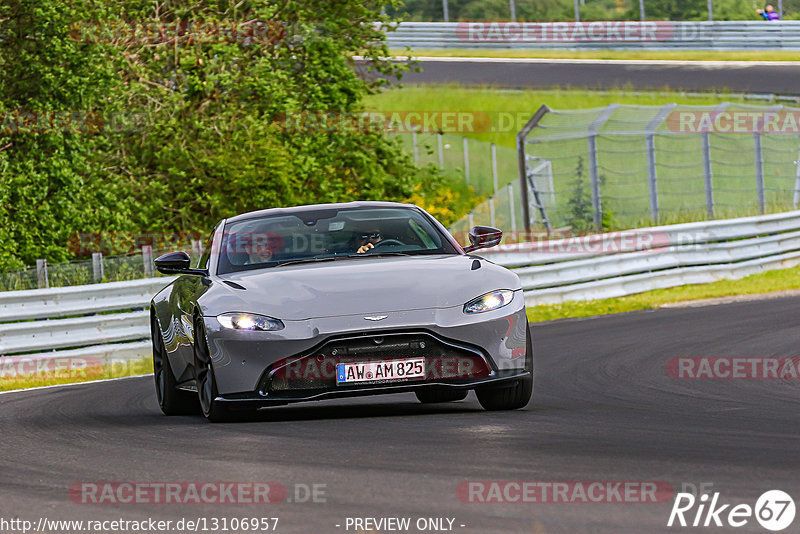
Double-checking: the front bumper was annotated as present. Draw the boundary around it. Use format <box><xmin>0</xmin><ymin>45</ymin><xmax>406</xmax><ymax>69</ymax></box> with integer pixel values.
<box><xmin>215</xmin><ymin>370</ymin><xmax>532</xmax><ymax>409</ymax></box>
<box><xmin>203</xmin><ymin>293</ymin><xmax>530</xmax><ymax>398</ymax></box>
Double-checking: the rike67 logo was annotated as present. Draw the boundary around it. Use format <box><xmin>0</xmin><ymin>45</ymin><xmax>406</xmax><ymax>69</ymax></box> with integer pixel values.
<box><xmin>668</xmin><ymin>490</ymin><xmax>795</xmax><ymax>531</ymax></box>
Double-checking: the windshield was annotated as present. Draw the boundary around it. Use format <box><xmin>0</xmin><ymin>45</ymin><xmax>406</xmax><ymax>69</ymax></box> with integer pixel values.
<box><xmin>217</xmin><ymin>206</ymin><xmax>458</xmax><ymax>274</ymax></box>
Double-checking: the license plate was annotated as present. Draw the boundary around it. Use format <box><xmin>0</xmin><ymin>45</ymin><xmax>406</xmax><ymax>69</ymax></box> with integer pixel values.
<box><xmin>336</xmin><ymin>358</ymin><xmax>425</xmax><ymax>385</ymax></box>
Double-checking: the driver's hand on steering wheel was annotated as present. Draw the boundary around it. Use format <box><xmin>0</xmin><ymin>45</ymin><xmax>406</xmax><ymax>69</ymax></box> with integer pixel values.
<box><xmin>356</xmin><ymin>243</ymin><xmax>374</xmax><ymax>254</ymax></box>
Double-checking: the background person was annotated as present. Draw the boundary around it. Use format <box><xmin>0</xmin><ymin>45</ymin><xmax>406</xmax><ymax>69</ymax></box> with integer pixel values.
<box><xmin>756</xmin><ymin>5</ymin><xmax>780</xmax><ymax>19</ymax></box>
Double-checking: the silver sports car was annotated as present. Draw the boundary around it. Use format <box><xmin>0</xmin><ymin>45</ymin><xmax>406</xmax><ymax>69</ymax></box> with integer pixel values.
<box><xmin>150</xmin><ymin>202</ymin><xmax>532</xmax><ymax>421</ymax></box>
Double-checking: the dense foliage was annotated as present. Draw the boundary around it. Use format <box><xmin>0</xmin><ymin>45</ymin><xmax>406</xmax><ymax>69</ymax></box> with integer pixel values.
<box><xmin>0</xmin><ymin>0</ymin><xmax>469</xmax><ymax>271</ymax></box>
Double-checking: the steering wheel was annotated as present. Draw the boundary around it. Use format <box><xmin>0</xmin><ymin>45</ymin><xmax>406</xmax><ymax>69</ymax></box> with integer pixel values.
<box><xmin>372</xmin><ymin>238</ymin><xmax>404</xmax><ymax>248</ymax></box>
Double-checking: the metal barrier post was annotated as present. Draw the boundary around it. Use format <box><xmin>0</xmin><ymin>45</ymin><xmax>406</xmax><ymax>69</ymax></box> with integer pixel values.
<box><xmin>702</xmin><ymin>133</ymin><xmax>715</xmax><ymax>218</ymax></box>
<box><xmin>586</xmin><ymin>104</ymin><xmax>618</xmax><ymax>231</ymax></box>
<box><xmin>142</xmin><ymin>245</ymin><xmax>154</xmax><ymax>277</ymax></box>
<box><xmin>36</xmin><ymin>259</ymin><xmax>48</xmax><ymax>289</ymax></box>
<box><xmin>646</xmin><ymin>134</ymin><xmax>659</xmax><ymax>222</ymax></box>
<box><xmin>754</xmin><ymin>133</ymin><xmax>765</xmax><ymax>214</ymax></box>
<box><xmin>92</xmin><ymin>252</ymin><xmax>104</xmax><ymax>282</ymax></box>
<box><xmin>644</xmin><ymin>104</ymin><xmax>676</xmax><ymax>224</ymax></box>
<box><xmin>491</xmin><ymin>142</ymin><xmax>499</xmax><ymax>193</ymax></box>
<box><xmin>509</xmin><ymin>182</ymin><xmax>517</xmax><ymax>234</ymax></box>
<box><xmin>438</xmin><ymin>133</ymin><xmax>444</xmax><ymax>168</ymax></box>
<box><xmin>588</xmin><ymin>135</ymin><xmax>602</xmax><ymax>230</ymax></box>
<box><xmin>794</xmin><ymin>142</ymin><xmax>800</xmax><ymax>209</ymax></box>
<box><xmin>463</xmin><ymin>137</ymin><xmax>470</xmax><ymax>186</ymax></box>
<box><xmin>517</xmin><ymin>105</ymin><xmax>551</xmax><ymax>233</ymax></box>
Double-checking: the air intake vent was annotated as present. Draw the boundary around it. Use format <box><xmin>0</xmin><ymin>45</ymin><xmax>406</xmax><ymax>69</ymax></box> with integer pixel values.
<box><xmin>223</xmin><ymin>280</ymin><xmax>246</xmax><ymax>290</ymax></box>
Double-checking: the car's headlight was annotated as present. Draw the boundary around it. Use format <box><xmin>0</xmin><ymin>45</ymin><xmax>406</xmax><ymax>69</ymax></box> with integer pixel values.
<box><xmin>463</xmin><ymin>290</ymin><xmax>514</xmax><ymax>314</ymax></box>
<box><xmin>217</xmin><ymin>313</ymin><xmax>284</xmax><ymax>331</ymax></box>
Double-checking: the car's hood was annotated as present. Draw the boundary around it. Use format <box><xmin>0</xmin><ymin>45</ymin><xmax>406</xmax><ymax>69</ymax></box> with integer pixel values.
<box><xmin>202</xmin><ymin>254</ymin><xmax>521</xmax><ymax>320</ymax></box>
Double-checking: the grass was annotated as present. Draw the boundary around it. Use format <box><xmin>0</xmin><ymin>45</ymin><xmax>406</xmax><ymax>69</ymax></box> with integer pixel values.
<box><xmin>526</xmin><ymin>263</ymin><xmax>800</xmax><ymax>323</ymax></box>
<box><xmin>364</xmin><ymin>85</ymin><xmax>759</xmax><ymax>148</ymax></box>
<box><xmin>392</xmin><ymin>49</ymin><xmax>800</xmax><ymax>62</ymax></box>
<box><xmin>0</xmin><ymin>357</ymin><xmax>153</xmax><ymax>392</ymax></box>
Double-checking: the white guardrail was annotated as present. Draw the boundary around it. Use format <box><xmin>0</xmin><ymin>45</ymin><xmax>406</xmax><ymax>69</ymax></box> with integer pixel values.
<box><xmin>0</xmin><ymin>277</ymin><xmax>175</xmax><ymax>377</ymax></box>
<box><xmin>481</xmin><ymin>210</ymin><xmax>800</xmax><ymax>306</ymax></box>
<box><xmin>2</xmin><ymin>211</ymin><xmax>800</xmax><ymax>374</ymax></box>
<box><xmin>385</xmin><ymin>21</ymin><xmax>800</xmax><ymax>50</ymax></box>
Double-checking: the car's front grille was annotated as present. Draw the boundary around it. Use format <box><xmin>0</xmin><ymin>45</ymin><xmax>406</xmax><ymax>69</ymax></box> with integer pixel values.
<box><xmin>259</xmin><ymin>332</ymin><xmax>491</xmax><ymax>396</ymax></box>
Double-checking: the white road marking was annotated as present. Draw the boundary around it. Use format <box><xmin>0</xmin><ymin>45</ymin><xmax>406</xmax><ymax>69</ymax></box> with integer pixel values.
<box><xmin>0</xmin><ymin>374</ymin><xmax>152</xmax><ymax>396</ymax></box>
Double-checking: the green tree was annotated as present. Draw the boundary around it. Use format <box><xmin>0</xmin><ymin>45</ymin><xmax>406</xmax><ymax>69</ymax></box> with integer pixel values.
<box><xmin>0</xmin><ymin>0</ymin><xmax>135</xmax><ymax>270</ymax></box>
<box><xmin>0</xmin><ymin>0</ymin><xmax>450</xmax><ymax>270</ymax></box>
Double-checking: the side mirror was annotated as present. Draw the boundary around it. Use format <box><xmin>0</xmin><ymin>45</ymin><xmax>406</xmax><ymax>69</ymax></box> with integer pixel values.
<box><xmin>154</xmin><ymin>251</ymin><xmax>205</xmax><ymax>275</ymax></box>
<box><xmin>463</xmin><ymin>226</ymin><xmax>503</xmax><ymax>253</ymax></box>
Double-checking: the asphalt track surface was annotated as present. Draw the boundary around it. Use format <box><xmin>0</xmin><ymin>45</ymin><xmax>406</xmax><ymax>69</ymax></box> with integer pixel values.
<box><xmin>2</xmin><ymin>296</ymin><xmax>799</xmax><ymax>534</ymax></box>
<box><xmin>391</xmin><ymin>57</ymin><xmax>800</xmax><ymax>94</ymax></box>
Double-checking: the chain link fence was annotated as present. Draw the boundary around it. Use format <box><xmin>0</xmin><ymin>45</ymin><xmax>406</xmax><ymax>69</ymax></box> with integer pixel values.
<box><xmin>0</xmin><ymin>247</ymin><xmax>203</xmax><ymax>292</ymax></box>
<box><xmin>439</xmin><ymin>103</ymin><xmax>800</xmax><ymax>239</ymax></box>
<box><xmin>392</xmin><ymin>130</ymin><xmax>529</xmax><ymax>241</ymax></box>
<box><xmin>520</xmin><ymin>103</ymin><xmax>800</xmax><ymax>231</ymax></box>
<box><xmin>394</xmin><ymin>130</ymin><xmax>519</xmax><ymax>197</ymax></box>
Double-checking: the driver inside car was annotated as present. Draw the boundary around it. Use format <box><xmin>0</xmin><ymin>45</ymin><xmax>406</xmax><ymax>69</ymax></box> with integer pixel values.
<box><xmin>355</xmin><ymin>227</ymin><xmax>382</xmax><ymax>253</ymax></box>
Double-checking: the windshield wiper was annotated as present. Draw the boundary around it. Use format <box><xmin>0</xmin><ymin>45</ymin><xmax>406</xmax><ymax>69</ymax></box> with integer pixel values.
<box><xmin>344</xmin><ymin>252</ymin><xmax>412</xmax><ymax>258</ymax></box>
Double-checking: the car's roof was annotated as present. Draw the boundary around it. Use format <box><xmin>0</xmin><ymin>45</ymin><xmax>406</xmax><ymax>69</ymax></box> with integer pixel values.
<box><xmin>225</xmin><ymin>201</ymin><xmax>419</xmax><ymax>224</ymax></box>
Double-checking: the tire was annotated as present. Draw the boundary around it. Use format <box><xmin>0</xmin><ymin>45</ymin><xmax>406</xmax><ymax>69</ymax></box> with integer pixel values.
<box><xmin>193</xmin><ymin>317</ymin><xmax>235</xmax><ymax>422</ymax></box>
<box><xmin>415</xmin><ymin>387</ymin><xmax>469</xmax><ymax>404</ymax></box>
<box><xmin>476</xmin><ymin>320</ymin><xmax>534</xmax><ymax>411</ymax></box>
<box><xmin>152</xmin><ymin>317</ymin><xmax>199</xmax><ymax>416</ymax></box>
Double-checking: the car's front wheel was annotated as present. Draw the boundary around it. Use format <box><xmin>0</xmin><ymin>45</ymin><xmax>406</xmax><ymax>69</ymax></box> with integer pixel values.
<box><xmin>152</xmin><ymin>317</ymin><xmax>198</xmax><ymax>416</ymax></box>
<box><xmin>415</xmin><ymin>387</ymin><xmax>468</xmax><ymax>404</ymax></box>
<box><xmin>194</xmin><ymin>317</ymin><xmax>234</xmax><ymax>423</ymax></box>
<box><xmin>476</xmin><ymin>320</ymin><xmax>534</xmax><ymax>411</ymax></box>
